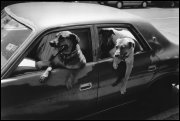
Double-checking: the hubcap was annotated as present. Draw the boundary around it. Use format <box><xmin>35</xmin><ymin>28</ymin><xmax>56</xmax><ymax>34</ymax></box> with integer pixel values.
<box><xmin>117</xmin><ymin>2</ymin><xmax>122</xmax><ymax>8</ymax></box>
<box><xmin>142</xmin><ymin>2</ymin><xmax>147</xmax><ymax>7</ymax></box>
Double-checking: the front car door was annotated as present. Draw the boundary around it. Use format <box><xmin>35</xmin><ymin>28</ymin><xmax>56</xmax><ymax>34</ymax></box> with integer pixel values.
<box><xmin>94</xmin><ymin>24</ymin><xmax>156</xmax><ymax>109</ymax></box>
<box><xmin>1</xmin><ymin>26</ymin><xmax>98</xmax><ymax>119</ymax></box>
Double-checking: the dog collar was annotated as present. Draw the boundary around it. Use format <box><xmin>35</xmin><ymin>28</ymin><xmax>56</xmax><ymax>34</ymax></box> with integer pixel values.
<box><xmin>58</xmin><ymin>49</ymin><xmax>78</xmax><ymax>65</ymax></box>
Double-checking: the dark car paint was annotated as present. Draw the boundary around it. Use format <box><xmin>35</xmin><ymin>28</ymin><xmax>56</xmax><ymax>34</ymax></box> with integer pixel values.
<box><xmin>2</xmin><ymin>64</ymin><xmax>99</xmax><ymax>119</ymax></box>
<box><xmin>1</xmin><ymin>2</ymin><xmax>179</xmax><ymax>119</ymax></box>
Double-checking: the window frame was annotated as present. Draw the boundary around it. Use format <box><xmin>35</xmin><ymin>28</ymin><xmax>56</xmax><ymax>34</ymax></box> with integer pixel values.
<box><xmin>94</xmin><ymin>23</ymin><xmax>151</xmax><ymax>61</ymax></box>
<box><xmin>6</xmin><ymin>25</ymin><xmax>96</xmax><ymax>78</ymax></box>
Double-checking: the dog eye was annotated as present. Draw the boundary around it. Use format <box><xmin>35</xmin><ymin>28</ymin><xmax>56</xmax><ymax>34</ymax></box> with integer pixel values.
<box><xmin>116</xmin><ymin>46</ymin><xmax>118</xmax><ymax>49</ymax></box>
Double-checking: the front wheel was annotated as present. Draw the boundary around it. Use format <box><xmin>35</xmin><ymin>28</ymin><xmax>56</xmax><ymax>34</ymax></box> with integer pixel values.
<box><xmin>142</xmin><ymin>1</ymin><xmax>148</xmax><ymax>8</ymax></box>
<box><xmin>170</xmin><ymin>1</ymin><xmax>175</xmax><ymax>7</ymax></box>
<box><xmin>116</xmin><ymin>2</ymin><xmax>123</xmax><ymax>9</ymax></box>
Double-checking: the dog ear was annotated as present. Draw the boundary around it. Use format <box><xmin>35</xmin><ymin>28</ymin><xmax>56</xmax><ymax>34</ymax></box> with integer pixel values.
<box><xmin>109</xmin><ymin>30</ymin><xmax>115</xmax><ymax>36</ymax></box>
<box><xmin>69</xmin><ymin>33</ymin><xmax>80</xmax><ymax>45</ymax></box>
<box><xmin>128</xmin><ymin>42</ymin><xmax>135</xmax><ymax>49</ymax></box>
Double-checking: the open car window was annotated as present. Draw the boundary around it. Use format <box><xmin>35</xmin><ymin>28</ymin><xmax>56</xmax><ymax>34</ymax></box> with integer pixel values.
<box><xmin>34</xmin><ymin>28</ymin><xmax>93</xmax><ymax>63</ymax></box>
<box><xmin>98</xmin><ymin>27</ymin><xmax>144</xmax><ymax>60</ymax></box>
<box><xmin>10</xmin><ymin>28</ymin><xmax>93</xmax><ymax>77</ymax></box>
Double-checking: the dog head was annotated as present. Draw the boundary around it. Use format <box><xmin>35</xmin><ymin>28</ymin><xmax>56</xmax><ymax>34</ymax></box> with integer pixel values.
<box><xmin>114</xmin><ymin>38</ymin><xmax>135</xmax><ymax>61</ymax></box>
<box><xmin>49</xmin><ymin>31</ymin><xmax>80</xmax><ymax>54</ymax></box>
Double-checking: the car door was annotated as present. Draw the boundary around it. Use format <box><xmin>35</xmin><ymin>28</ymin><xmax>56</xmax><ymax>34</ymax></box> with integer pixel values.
<box><xmin>94</xmin><ymin>24</ymin><xmax>156</xmax><ymax>110</ymax></box>
<box><xmin>123</xmin><ymin>1</ymin><xmax>142</xmax><ymax>6</ymax></box>
<box><xmin>1</xmin><ymin>26</ymin><xmax>98</xmax><ymax>119</ymax></box>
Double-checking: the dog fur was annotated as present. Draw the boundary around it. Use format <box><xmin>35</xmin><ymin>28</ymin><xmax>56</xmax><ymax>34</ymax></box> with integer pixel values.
<box><xmin>36</xmin><ymin>31</ymin><xmax>86</xmax><ymax>88</ymax></box>
<box><xmin>99</xmin><ymin>28</ymin><xmax>135</xmax><ymax>94</ymax></box>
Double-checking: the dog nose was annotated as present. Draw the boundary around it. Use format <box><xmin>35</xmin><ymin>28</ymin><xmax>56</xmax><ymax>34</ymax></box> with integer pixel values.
<box><xmin>115</xmin><ymin>54</ymin><xmax>119</xmax><ymax>57</ymax></box>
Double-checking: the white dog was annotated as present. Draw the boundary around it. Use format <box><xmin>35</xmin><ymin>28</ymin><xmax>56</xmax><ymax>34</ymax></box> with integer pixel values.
<box><xmin>99</xmin><ymin>28</ymin><xmax>135</xmax><ymax>94</ymax></box>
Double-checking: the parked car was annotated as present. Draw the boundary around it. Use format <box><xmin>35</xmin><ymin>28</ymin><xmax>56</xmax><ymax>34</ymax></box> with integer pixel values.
<box><xmin>151</xmin><ymin>1</ymin><xmax>179</xmax><ymax>7</ymax></box>
<box><xmin>98</xmin><ymin>1</ymin><xmax>151</xmax><ymax>9</ymax></box>
<box><xmin>1</xmin><ymin>2</ymin><xmax>179</xmax><ymax>120</ymax></box>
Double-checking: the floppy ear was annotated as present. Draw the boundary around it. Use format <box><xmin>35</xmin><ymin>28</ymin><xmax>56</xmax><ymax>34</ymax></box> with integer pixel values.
<box><xmin>128</xmin><ymin>42</ymin><xmax>135</xmax><ymax>49</ymax></box>
<box><xmin>69</xmin><ymin>33</ymin><xmax>80</xmax><ymax>45</ymax></box>
<box><xmin>109</xmin><ymin>30</ymin><xmax>115</xmax><ymax>36</ymax></box>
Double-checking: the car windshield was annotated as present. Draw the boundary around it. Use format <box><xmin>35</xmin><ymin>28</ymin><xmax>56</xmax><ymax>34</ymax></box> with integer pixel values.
<box><xmin>1</xmin><ymin>13</ymin><xmax>32</xmax><ymax>68</ymax></box>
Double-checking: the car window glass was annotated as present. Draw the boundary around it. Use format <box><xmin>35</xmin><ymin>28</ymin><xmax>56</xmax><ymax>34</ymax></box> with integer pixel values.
<box><xmin>98</xmin><ymin>27</ymin><xmax>143</xmax><ymax>60</ymax></box>
<box><xmin>1</xmin><ymin>14</ymin><xmax>32</xmax><ymax>68</ymax></box>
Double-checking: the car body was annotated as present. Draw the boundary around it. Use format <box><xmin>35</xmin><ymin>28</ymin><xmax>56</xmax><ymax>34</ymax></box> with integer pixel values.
<box><xmin>1</xmin><ymin>2</ymin><xmax>179</xmax><ymax>120</ymax></box>
<box><xmin>151</xmin><ymin>1</ymin><xmax>179</xmax><ymax>7</ymax></box>
<box><xmin>98</xmin><ymin>1</ymin><xmax>151</xmax><ymax>8</ymax></box>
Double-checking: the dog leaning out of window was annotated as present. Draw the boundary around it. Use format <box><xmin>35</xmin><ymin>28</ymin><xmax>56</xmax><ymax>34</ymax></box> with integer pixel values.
<box><xmin>99</xmin><ymin>28</ymin><xmax>135</xmax><ymax>94</ymax></box>
<box><xmin>35</xmin><ymin>31</ymin><xmax>87</xmax><ymax>89</ymax></box>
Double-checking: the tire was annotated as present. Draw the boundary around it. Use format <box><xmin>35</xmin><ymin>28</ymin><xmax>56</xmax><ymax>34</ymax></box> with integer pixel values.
<box><xmin>142</xmin><ymin>1</ymin><xmax>147</xmax><ymax>8</ymax></box>
<box><xmin>99</xmin><ymin>2</ymin><xmax>104</xmax><ymax>5</ymax></box>
<box><xmin>170</xmin><ymin>1</ymin><xmax>175</xmax><ymax>7</ymax></box>
<box><xmin>116</xmin><ymin>2</ymin><xmax>123</xmax><ymax>9</ymax></box>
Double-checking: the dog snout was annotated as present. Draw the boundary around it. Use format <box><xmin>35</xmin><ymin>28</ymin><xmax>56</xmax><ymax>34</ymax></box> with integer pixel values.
<box><xmin>115</xmin><ymin>54</ymin><xmax>120</xmax><ymax>57</ymax></box>
<box><xmin>49</xmin><ymin>41</ymin><xmax>56</xmax><ymax>47</ymax></box>
<box><xmin>49</xmin><ymin>39</ymin><xmax>58</xmax><ymax>47</ymax></box>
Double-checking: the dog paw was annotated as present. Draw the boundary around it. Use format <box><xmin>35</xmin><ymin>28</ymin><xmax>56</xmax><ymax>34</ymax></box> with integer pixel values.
<box><xmin>39</xmin><ymin>75</ymin><xmax>48</xmax><ymax>83</ymax></box>
<box><xmin>113</xmin><ymin>64</ymin><xmax>118</xmax><ymax>69</ymax></box>
<box><xmin>120</xmin><ymin>86</ymin><xmax>126</xmax><ymax>94</ymax></box>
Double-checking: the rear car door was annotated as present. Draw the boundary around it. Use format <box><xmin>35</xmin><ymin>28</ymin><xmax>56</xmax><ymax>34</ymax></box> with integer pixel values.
<box><xmin>1</xmin><ymin>26</ymin><xmax>98</xmax><ymax>119</ymax></box>
<box><xmin>94</xmin><ymin>24</ymin><xmax>156</xmax><ymax>109</ymax></box>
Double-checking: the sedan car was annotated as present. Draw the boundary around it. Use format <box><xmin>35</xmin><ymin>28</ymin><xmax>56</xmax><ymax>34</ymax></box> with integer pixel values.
<box><xmin>98</xmin><ymin>1</ymin><xmax>151</xmax><ymax>9</ymax></box>
<box><xmin>1</xmin><ymin>2</ymin><xmax>179</xmax><ymax>120</ymax></box>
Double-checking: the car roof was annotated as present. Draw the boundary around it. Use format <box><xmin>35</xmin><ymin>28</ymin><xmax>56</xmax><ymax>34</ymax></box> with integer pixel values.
<box><xmin>5</xmin><ymin>2</ymin><xmax>143</xmax><ymax>31</ymax></box>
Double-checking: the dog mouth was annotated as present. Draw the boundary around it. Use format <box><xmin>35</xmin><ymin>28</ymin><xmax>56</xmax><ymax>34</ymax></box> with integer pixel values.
<box><xmin>114</xmin><ymin>53</ymin><xmax>128</xmax><ymax>60</ymax></box>
<box><xmin>58</xmin><ymin>45</ymin><xmax>68</xmax><ymax>52</ymax></box>
<box><xmin>49</xmin><ymin>40</ymin><xmax>68</xmax><ymax>50</ymax></box>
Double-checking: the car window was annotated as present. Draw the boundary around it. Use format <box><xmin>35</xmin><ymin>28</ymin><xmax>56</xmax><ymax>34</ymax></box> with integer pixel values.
<box><xmin>10</xmin><ymin>28</ymin><xmax>93</xmax><ymax>77</ymax></box>
<box><xmin>97</xmin><ymin>27</ymin><xmax>143</xmax><ymax>60</ymax></box>
<box><xmin>1</xmin><ymin>14</ymin><xmax>32</xmax><ymax>68</ymax></box>
<box><xmin>34</xmin><ymin>28</ymin><xmax>93</xmax><ymax>63</ymax></box>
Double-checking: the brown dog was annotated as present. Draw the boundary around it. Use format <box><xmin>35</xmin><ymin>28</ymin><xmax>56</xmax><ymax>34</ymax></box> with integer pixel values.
<box><xmin>99</xmin><ymin>28</ymin><xmax>135</xmax><ymax>94</ymax></box>
<box><xmin>36</xmin><ymin>31</ymin><xmax>86</xmax><ymax>88</ymax></box>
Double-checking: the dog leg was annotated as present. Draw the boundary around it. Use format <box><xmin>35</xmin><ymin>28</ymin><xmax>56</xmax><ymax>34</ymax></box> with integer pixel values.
<box><xmin>65</xmin><ymin>70</ymin><xmax>77</xmax><ymax>89</ymax></box>
<box><xmin>118</xmin><ymin>78</ymin><xmax>126</xmax><ymax>94</ymax></box>
<box><xmin>39</xmin><ymin>66</ymin><xmax>52</xmax><ymax>83</ymax></box>
<box><xmin>119</xmin><ymin>63</ymin><xmax>133</xmax><ymax>94</ymax></box>
<box><xmin>113</xmin><ymin>57</ymin><xmax>121</xmax><ymax>69</ymax></box>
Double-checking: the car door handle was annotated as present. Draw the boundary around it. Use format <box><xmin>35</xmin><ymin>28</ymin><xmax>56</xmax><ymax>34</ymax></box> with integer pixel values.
<box><xmin>148</xmin><ymin>65</ymin><xmax>157</xmax><ymax>71</ymax></box>
<box><xmin>79</xmin><ymin>82</ymin><xmax>92</xmax><ymax>91</ymax></box>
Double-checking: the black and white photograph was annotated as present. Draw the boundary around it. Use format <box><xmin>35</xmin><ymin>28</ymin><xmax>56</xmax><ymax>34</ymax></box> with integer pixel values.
<box><xmin>1</xmin><ymin>1</ymin><xmax>179</xmax><ymax>120</ymax></box>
